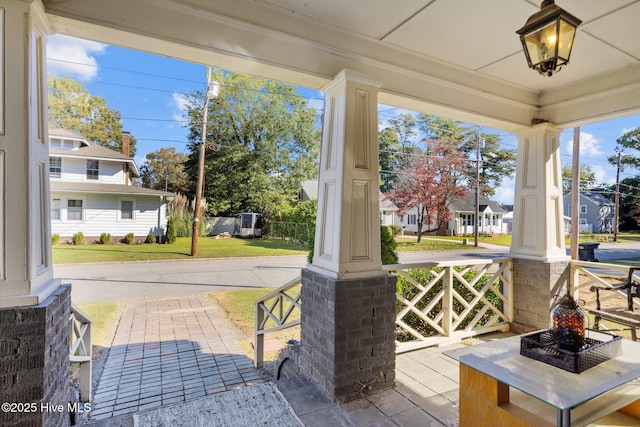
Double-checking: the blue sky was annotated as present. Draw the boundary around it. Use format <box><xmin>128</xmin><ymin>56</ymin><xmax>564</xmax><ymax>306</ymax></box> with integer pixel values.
<box><xmin>46</xmin><ymin>35</ymin><xmax>640</xmax><ymax>206</ymax></box>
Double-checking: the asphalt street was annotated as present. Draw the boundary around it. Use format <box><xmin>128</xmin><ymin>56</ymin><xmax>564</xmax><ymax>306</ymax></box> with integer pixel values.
<box><xmin>55</xmin><ymin>242</ymin><xmax>640</xmax><ymax>303</ymax></box>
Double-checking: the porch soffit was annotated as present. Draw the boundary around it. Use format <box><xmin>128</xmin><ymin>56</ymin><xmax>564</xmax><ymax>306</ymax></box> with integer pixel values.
<box><xmin>42</xmin><ymin>0</ymin><xmax>640</xmax><ymax>133</ymax></box>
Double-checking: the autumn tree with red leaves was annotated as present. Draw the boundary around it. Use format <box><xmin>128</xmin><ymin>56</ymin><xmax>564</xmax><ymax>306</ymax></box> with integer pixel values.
<box><xmin>386</xmin><ymin>140</ymin><xmax>467</xmax><ymax>242</ymax></box>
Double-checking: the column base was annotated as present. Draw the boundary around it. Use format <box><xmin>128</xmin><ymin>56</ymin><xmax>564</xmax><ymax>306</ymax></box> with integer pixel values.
<box><xmin>299</xmin><ymin>268</ymin><xmax>396</xmax><ymax>403</ymax></box>
<box><xmin>0</xmin><ymin>284</ymin><xmax>72</xmax><ymax>427</ymax></box>
<box><xmin>512</xmin><ymin>258</ymin><xmax>569</xmax><ymax>330</ymax></box>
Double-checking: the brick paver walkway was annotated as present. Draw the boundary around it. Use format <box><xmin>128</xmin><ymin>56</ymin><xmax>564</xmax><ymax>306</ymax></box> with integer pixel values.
<box><xmin>89</xmin><ymin>295</ymin><xmax>263</xmax><ymax>421</ymax></box>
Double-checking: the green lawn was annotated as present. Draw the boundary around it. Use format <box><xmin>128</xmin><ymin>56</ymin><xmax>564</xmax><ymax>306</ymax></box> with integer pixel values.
<box><xmin>396</xmin><ymin>234</ymin><xmax>513</xmax><ymax>250</ymax></box>
<box><xmin>53</xmin><ymin>236</ymin><xmax>308</xmax><ymax>264</ymax></box>
<box><xmin>75</xmin><ymin>301</ymin><xmax>121</xmax><ymax>347</ymax></box>
<box><xmin>209</xmin><ymin>286</ymin><xmax>301</xmax><ymax>360</ymax></box>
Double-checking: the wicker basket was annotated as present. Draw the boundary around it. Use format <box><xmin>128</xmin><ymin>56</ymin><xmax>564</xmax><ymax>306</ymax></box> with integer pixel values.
<box><xmin>520</xmin><ymin>329</ymin><xmax>622</xmax><ymax>373</ymax></box>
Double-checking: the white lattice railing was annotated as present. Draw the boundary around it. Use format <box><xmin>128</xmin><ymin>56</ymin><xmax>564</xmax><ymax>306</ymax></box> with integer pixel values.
<box><xmin>70</xmin><ymin>304</ymin><xmax>92</xmax><ymax>401</ymax></box>
<box><xmin>571</xmin><ymin>260</ymin><xmax>631</xmax><ymax>295</ymax></box>
<box><xmin>254</xmin><ymin>276</ymin><xmax>301</xmax><ymax>368</ymax></box>
<box><xmin>384</xmin><ymin>257</ymin><xmax>514</xmax><ymax>353</ymax></box>
<box><xmin>253</xmin><ymin>258</ymin><xmax>514</xmax><ymax>365</ymax></box>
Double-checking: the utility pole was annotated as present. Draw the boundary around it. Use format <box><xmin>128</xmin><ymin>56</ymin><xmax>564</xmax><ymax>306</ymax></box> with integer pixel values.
<box><xmin>569</xmin><ymin>127</ymin><xmax>580</xmax><ymax>260</ymax></box>
<box><xmin>191</xmin><ymin>68</ymin><xmax>219</xmax><ymax>256</ymax></box>
<box><xmin>474</xmin><ymin>127</ymin><xmax>483</xmax><ymax>248</ymax></box>
<box><xmin>614</xmin><ymin>151</ymin><xmax>622</xmax><ymax>242</ymax></box>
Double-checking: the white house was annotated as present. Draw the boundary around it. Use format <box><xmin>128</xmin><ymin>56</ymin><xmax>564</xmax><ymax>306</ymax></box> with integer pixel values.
<box><xmin>397</xmin><ymin>194</ymin><xmax>507</xmax><ymax>236</ymax></box>
<box><xmin>49</xmin><ymin>129</ymin><xmax>174</xmax><ymax>242</ymax></box>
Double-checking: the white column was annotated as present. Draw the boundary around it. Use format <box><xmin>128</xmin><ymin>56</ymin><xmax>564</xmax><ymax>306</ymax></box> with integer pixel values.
<box><xmin>310</xmin><ymin>70</ymin><xmax>383</xmax><ymax>279</ymax></box>
<box><xmin>510</xmin><ymin>123</ymin><xmax>568</xmax><ymax>262</ymax></box>
<box><xmin>0</xmin><ymin>0</ymin><xmax>59</xmax><ymax>307</ymax></box>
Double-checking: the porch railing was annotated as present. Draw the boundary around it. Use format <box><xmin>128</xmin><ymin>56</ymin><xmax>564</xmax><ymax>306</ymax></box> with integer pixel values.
<box><xmin>253</xmin><ymin>256</ymin><xmax>515</xmax><ymax>366</ymax></box>
<box><xmin>70</xmin><ymin>304</ymin><xmax>92</xmax><ymax>401</ymax></box>
<box><xmin>384</xmin><ymin>257</ymin><xmax>513</xmax><ymax>353</ymax></box>
<box><xmin>254</xmin><ymin>276</ymin><xmax>302</xmax><ymax>368</ymax></box>
<box><xmin>571</xmin><ymin>260</ymin><xmax>631</xmax><ymax>294</ymax></box>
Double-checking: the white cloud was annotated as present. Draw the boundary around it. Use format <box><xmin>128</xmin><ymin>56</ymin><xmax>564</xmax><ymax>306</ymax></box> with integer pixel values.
<box><xmin>493</xmin><ymin>178</ymin><xmax>515</xmax><ymax>206</ymax></box>
<box><xmin>46</xmin><ymin>35</ymin><xmax>107</xmax><ymax>81</ymax></box>
<box><xmin>171</xmin><ymin>92</ymin><xmax>190</xmax><ymax>123</ymax></box>
<box><xmin>564</xmin><ymin>132</ymin><xmax>603</xmax><ymax>157</ymax></box>
<box><xmin>590</xmin><ymin>165</ymin><xmax>616</xmax><ymax>185</ymax></box>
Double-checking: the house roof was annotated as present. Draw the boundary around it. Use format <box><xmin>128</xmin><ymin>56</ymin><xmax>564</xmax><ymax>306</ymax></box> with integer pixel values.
<box><xmin>50</xmin><ymin>181</ymin><xmax>175</xmax><ymax>198</ymax></box>
<box><xmin>49</xmin><ymin>128</ymin><xmax>87</xmax><ymax>141</ymax></box>
<box><xmin>449</xmin><ymin>194</ymin><xmax>506</xmax><ymax>214</ymax></box>
<box><xmin>379</xmin><ymin>198</ymin><xmax>398</xmax><ymax>212</ymax></box>
<box><xmin>48</xmin><ymin>128</ymin><xmax>141</xmax><ymax>178</ymax></box>
<box><xmin>563</xmin><ymin>191</ymin><xmax>615</xmax><ymax>206</ymax></box>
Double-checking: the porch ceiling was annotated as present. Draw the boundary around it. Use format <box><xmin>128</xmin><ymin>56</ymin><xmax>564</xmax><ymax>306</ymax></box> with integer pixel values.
<box><xmin>42</xmin><ymin>0</ymin><xmax>640</xmax><ymax>132</ymax></box>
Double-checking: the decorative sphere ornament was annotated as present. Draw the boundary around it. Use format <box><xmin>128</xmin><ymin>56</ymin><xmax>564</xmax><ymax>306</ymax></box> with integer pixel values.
<box><xmin>552</xmin><ymin>293</ymin><xmax>585</xmax><ymax>351</ymax></box>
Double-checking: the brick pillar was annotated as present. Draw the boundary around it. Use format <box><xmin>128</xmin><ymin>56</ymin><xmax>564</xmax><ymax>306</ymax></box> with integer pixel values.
<box><xmin>0</xmin><ymin>285</ymin><xmax>72</xmax><ymax>427</ymax></box>
<box><xmin>300</xmin><ymin>269</ymin><xmax>396</xmax><ymax>402</ymax></box>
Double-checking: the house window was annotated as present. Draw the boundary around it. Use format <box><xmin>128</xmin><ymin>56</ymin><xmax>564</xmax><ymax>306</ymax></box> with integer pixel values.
<box><xmin>580</xmin><ymin>218</ymin><xmax>587</xmax><ymax>225</ymax></box>
<box><xmin>580</xmin><ymin>205</ymin><xmax>587</xmax><ymax>214</ymax></box>
<box><xmin>86</xmin><ymin>160</ymin><xmax>99</xmax><ymax>180</ymax></box>
<box><xmin>51</xmin><ymin>199</ymin><xmax>61</xmax><ymax>220</ymax></box>
<box><xmin>120</xmin><ymin>200</ymin><xmax>134</xmax><ymax>220</ymax></box>
<box><xmin>67</xmin><ymin>199</ymin><xmax>83</xmax><ymax>221</ymax></box>
<box><xmin>408</xmin><ymin>214</ymin><xmax>417</xmax><ymax>225</ymax></box>
<box><xmin>50</xmin><ymin>157</ymin><xmax>61</xmax><ymax>178</ymax></box>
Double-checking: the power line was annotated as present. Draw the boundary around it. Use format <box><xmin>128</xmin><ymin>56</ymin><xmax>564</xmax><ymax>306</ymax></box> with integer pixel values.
<box><xmin>48</xmin><ymin>58</ymin><xmax>325</xmax><ymax>106</ymax></box>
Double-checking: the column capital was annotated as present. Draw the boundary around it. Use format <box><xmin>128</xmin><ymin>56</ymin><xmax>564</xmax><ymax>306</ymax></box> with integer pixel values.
<box><xmin>514</xmin><ymin>121</ymin><xmax>563</xmax><ymax>137</ymax></box>
<box><xmin>322</xmin><ymin>69</ymin><xmax>382</xmax><ymax>93</ymax></box>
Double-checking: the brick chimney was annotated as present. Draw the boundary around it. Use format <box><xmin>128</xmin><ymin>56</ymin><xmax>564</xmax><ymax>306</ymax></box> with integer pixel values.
<box><xmin>122</xmin><ymin>131</ymin><xmax>131</xmax><ymax>185</ymax></box>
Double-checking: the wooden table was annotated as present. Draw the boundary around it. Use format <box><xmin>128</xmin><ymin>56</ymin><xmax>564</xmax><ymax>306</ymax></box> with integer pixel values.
<box><xmin>444</xmin><ymin>331</ymin><xmax>640</xmax><ymax>426</ymax></box>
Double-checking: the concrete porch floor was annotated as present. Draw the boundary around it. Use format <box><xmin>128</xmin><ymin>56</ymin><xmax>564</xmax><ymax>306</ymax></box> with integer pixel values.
<box><xmin>77</xmin><ymin>295</ymin><xmax>510</xmax><ymax>427</ymax></box>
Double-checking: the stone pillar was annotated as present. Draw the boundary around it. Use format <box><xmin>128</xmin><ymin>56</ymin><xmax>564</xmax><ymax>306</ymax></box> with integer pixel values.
<box><xmin>510</xmin><ymin>123</ymin><xmax>570</xmax><ymax>330</ymax></box>
<box><xmin>0</xmin><ymin>1</ymin><xmax>71</xmax><ymax>425</ymax></box>
<box><xmin>301</xmin><ymin>70</ymin><xmax>396</xmax><ymax>402</ymax></box>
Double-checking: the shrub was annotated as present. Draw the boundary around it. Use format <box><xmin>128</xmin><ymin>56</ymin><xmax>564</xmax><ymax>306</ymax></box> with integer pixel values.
<box><xmin>51</xmin><ymin>234</ymin><xmax>60</xmax><ymax>245</ymax></box>
<box><xmin>390</xmin><ymin>224</ymin><xmax>402</xmax><ymax>236</ymax></box>
<box><xmin>72</xmin><ymin>232</ymin><xmax>85</xmax><ymax>246</ymax></box>
<box><xmin>145</xmin><ymin>233</ymin><xmax>156</xmax><ymax>244</ymax></box>
<box><xmin>381</xmin><ymin>225</ymin><xmax>399</xmax><ymax>265</ymax></box>
<box><xmin>166</xmin><ymin>217</ymin><xmax>177</xmax><ymax>244</ymax></box>
<box><xmin>123</xmin><ymin>233</ymin><xmax>135</xmax><ymax>245</ymax></box>
<box><xmin>99</xmin><ymin>233</ymin><xmax>111</xmax><ymax>245</ymax></box>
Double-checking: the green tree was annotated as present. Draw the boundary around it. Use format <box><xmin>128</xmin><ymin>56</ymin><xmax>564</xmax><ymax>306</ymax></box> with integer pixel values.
<box><xmin>183</xmin><ymin>71</ymin><xmax>320</xmax><ymax>218</ymax></box>
<box><xmin>378</xmin><ymin>113</ymin><xmax>420</xmax><ymax>193</ymax></box>
<box><xmin>378</xmin><ymin>127</ymin><xmax>401</xmax><ymax>193</ymax></box>
<box><xmin>561</xmin><ymin>164</ymin><xmax>597</xmax><ymax>194</ymax></box>
<box><xmin>417</xmin><ymin>115</ymin><xmax>516</xmax><ymax>196</ymax></box>
<box><xmin>140</xmin><ymin>147</ymin><xmax>188</xmax><ymax>193</ymax></box>
<box><xmin>48</xmin><ymin>76</ymin><xmax>136</xmax><ymax>155</ymax></box>
<box><xmin>609</xmin><ymin>127</ymin><xmax>640</xmax><ymax>169</ymax></box>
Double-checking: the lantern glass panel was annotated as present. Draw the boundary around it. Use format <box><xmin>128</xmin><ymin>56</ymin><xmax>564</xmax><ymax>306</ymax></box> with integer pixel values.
<box><xmin>524</xmin><ymin>20</ymin><xmax>558</xmax><ymax>66</ymax></box>
<box><xmin>557</xmin><ymin>18</ymin><xmax>576</xmax><ymax>60</ymax></box>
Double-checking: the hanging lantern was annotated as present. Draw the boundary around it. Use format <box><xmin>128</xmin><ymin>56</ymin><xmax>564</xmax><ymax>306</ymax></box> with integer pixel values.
<box><xmin>552</xmin><ymin>293</ymin><xmax>585</xmax><ymax>351</ymax></box>
<box><xmin>516</xmin><ymin>0</ymin><xmax>582</xmax><ymax>76</ymax></box>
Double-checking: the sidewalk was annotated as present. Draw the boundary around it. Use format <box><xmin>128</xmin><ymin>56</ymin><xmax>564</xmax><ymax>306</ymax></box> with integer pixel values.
<box><xmin>78</xmin><ymin>294</ymin><xmax>484</xmax><ymax>427</ymax></box>
<box><xmin>80</xmin><ymin>295</ymin><xmax>264</xmax><ymax>425</ymax></box>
